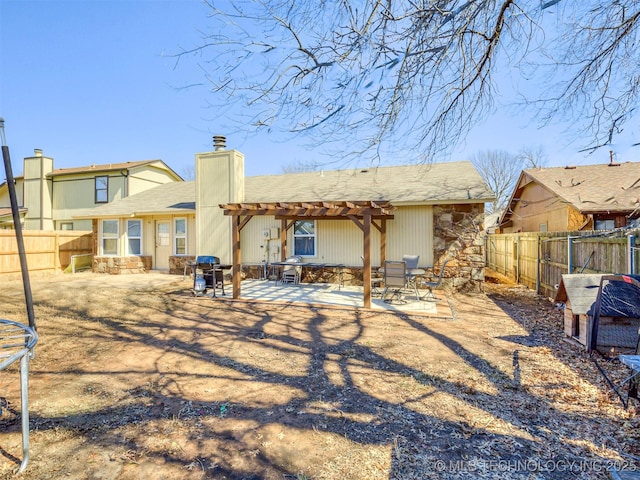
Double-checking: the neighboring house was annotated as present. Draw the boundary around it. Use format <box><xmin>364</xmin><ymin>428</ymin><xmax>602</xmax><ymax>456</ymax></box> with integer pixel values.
<box><xmin>0</xmin><ymin>149</ymin><xmax>183</xmax><ymax>231</ymax></box>
<box><xmin>76</xmin><ymin>139</ymin><xmax>496</xmax><ymax>292</ymax></box>
<box><xmin>483</xmin><ymin>210</ymin><xmax>502</xmax><ymax>234</ymax></box>
<box><xmin>0</xmin><ymin>207</ymin><xmax>27</xmax><ymax>229</ymax></box>
<box><xmin>498</xmin><ymin>160</ymin><xmax>640</xmax><ymax>233</ymax></box>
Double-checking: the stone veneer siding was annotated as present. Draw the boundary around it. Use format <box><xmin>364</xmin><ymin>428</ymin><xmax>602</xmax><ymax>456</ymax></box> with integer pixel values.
<box><xmin>93</xmin><ymin>256</ymin><xmax>152</xmax><ymax>274</ymax></box>
<box><xmin>91</xmin><ymin>220</ymin><xmax>153</xmax><ymax>274</ymax></box>
<box><xmin>432</xmin><ymin>203</ymin><xmax>485</xmax><ymax>292</ymax></box>
<box><xmin>170</xmin><ymin>256</ymin><xmax>196</xmax><ymax>276</ymax></box>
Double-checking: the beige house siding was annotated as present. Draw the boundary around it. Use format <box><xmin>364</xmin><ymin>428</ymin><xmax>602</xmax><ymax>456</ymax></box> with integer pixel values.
<box><xmin>128</xmin><ymin>165</ymin><xmax>182</xmax><ymax>195</ymax></box>
<box><xmin>23</xmin><ymin>153</ymin><xmax>54</xmax><ymax>230</ymax></box>
<box><xmin>0</xmin><ymin>178</ymin><xmax>24</xmax><ymax>207</ymax></box>
<box><xmin>314</xmin><ymin>219</ymin><xmax>375</xmax><ymax>266</ymax></box>
<box><xmin>237</xmin><ymin>216</ymin><xmax>281</xmax><ymax>265</ymax></box>
<box><xmin>52</xmin><ymin>175</ymin><xmax>126</xmax><ymax>227</ymax></box>
<box><xmin>386</xmin><ymin>205</ymin><xmax>434</xmax><ymax>267</ymax></box>
<box><xmin>196</xmin><ymin>149</ymin><xmax>244</xmax><ymax>263</ymax></box>
<box><xmin>235</xmin><ymin>205</ymin><xmax>434</xmax><ymax>268</ymax></box>
<box><xmin>52</xmin><ymin>174</ymin><xmax>126</xmax><ymax>209</ymax></box>
<box><xmin>96</xmin><ymin>214</ymin><xmax>196</xmax><ymax>266</ymax></box>
<box><xmin>503</xmin><ymin>182</ymin><xmax>570</xmax><ymax>233</ymax></box>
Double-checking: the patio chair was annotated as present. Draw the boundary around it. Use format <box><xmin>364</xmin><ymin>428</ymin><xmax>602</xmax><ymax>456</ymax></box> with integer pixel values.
<box><xmin>420</xmin><ymin>259</ymin><xmax>450</xmax><ymax>301</ymax></box>
<box><xmin>402</xmin><ymin>254</ymin><xmax>421</xmax><ymax>299</ymax></box>
<box><xmin>281</xmin><ymin>255</ymin><xmax>303</xmax><ymax>285</ymax></box>
<box><xmin>382</xmin><ymin>260</ymin><xmax>407</xmax><ymax>304</ymax></box>
<box><xmin>402</xmin><ymin>254</ymin><xmax>419</xmax><ymax>270</ymax></box>
<box><xmin>361</xmin><ymin>256</ymin><xmax>383</xmax><ymax>297</ymax></box>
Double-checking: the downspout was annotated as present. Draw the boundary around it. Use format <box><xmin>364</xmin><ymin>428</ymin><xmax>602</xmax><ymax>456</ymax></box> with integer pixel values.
<box><xmin>121</xmin><ymin>169</ymin><xmax>129</xmax><ymax>197</ymax></box>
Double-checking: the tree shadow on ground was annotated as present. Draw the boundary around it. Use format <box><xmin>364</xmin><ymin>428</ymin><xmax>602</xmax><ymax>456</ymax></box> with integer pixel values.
<box><xmin>0</xmin><ymin>282</ymin><xmax>631</xmax><ymax>479</ymax></box>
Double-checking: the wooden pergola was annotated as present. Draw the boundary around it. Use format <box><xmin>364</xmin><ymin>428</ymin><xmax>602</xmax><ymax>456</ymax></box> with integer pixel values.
<box><xmin>219</xmin><ymin>200</ymin><xmax>395</xmax><ymax>308</ymax></box>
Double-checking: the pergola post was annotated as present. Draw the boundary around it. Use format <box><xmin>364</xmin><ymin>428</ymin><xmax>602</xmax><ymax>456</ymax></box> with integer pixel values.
<box><xmin>380</xmin><ymin>219</ymin><xmax>387</xmax><ymax>266</ymax></box>
<box><xmin>363</xmin><ymin>210</ymin><xmax>372</xmax><ymax>308</ymax></box>
<box><xmin>280</xmin><ymin>219</ymin><xmax>287</xmax><ymax>261</ymax></box>
<box><xmin>232</xmin><ymin>215</ymin><xmax>241</xmax><ymax>299</ymax></box>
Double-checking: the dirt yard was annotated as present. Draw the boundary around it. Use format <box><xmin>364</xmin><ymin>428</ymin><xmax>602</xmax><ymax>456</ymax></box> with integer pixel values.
<box><xmin>0</xmin><ymin>271</ymin><xmax>638</xmax><ymax>479</ymax></box>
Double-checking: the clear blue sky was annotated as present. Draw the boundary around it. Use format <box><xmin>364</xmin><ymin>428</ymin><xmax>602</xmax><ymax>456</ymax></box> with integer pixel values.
<box><xmin>1</xmin><ymin>0</ymin><xmax>636</xmax><ymax>180</ymax></box>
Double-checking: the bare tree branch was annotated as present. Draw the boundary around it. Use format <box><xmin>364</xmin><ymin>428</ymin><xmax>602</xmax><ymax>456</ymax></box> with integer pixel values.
<box><xmin>176</xmin><ymin>0</ymin><xmax>640</xmax><ymax>162</ymax></box>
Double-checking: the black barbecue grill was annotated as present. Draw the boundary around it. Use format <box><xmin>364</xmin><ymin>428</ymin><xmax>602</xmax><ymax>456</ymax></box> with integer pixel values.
<box><xmin>191</xmin><ymin>256</ymin><xmax>226</xmax><ymax>297</ymax></box>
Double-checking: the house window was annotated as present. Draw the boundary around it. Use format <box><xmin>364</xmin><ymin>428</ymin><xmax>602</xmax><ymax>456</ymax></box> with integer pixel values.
<box><xmin>127</xmin><ymin>219</ymin><xmax>142</xmax><ymax>255</ymax></box>
<box><xmin>539</xmin><ymin>223</ymin><xmax>547</xmax><ymax>232</ymax></box>
<box><xmin>175</xmin><ymin>218</ymin><xmax>187</xmax><ymax>255</ymax></box>
<box><xmin>101</xmin><ymin>219</ymin><xmax>119</xmax><ymax>255</ymax></box>
<box><xmin>95</xmin><ymin>176</ymin><xmax>109</xmax><ymax>203</ymax></box>
<box><xmin>293</xmin><ymin>220</ymin><xmax>316</xmax><ymax>257</ymax></box>
<box><xmin>60</xmin><ymin>222</ymin><xmax>73</xmax><ymax>231</ymax></box>
<box><xmin>595</xmin><ymin>219</ymin><xmax>615</xmax><ymax>230</ymax></box>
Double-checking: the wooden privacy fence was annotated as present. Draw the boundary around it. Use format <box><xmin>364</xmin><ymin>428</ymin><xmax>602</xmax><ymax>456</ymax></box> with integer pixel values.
<box><xmin>485</xmin><ymin>230</ymin><xmax>640</xmax><ymax>298</ymax></box>
<box><xmin>0</xmin><ymin>230</ymin><xmax>93</xmax><ymax>276</ymax></box>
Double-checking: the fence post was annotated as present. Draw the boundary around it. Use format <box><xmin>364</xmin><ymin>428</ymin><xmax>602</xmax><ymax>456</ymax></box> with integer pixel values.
<box><xmin>567</xmin><ymin>236</ymin><xmax>573</xmax><ymax>274</ymax></box>
<box><xmin>629</xmin><ymin>234</ymin><xmax>636</xmax><ymax>275</ymax></box>
<box><xmin>536</xmin><ymin>234</ymin><xmax>541</xmax><ymax>294</ymax></box>
<box><xmin>54</xmin><ymin>232</ymin><xmax>61</xmax><ymax>270</ymax></box>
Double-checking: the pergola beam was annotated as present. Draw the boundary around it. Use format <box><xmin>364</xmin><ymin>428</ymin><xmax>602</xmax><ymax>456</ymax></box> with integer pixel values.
<box><xmin>220</xmin><ymin>200</ymin><xmax>396</xmax><ymax>308</ymax></box>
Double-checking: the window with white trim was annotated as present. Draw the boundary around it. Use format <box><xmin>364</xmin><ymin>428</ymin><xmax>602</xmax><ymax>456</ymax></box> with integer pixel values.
<box><xmin>102</xmin><ymin>219</ymin><xmax>119</xmax><ymax>255</ymax></box>
<box><xmin>127</xmin><ymin>219</ymin><xmax>142</xmax><ymax>255</ymax></box>
<box><xmin>293</xmin><ymin>220</ymin><xmax>316</xmax><ymax>257</ymax></box>
<box><xmin>175</xmin><ymin>218</ymin><xmax>187</xmax><ymax>255</ymax></box>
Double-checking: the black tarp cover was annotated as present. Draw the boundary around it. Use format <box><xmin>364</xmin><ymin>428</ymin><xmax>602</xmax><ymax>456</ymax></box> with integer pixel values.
<box><xmin>588</xmin><ymin>275</ymin><xmax>640</xmax><ymax>353</ymax></box>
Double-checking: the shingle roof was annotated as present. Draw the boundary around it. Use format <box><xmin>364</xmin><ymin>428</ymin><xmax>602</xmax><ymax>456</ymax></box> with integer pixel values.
<box><xmin>554</xmin><ymin>274</ymin><xmax>604</xmax><ymax>314</ymax></box>
<box><xmin>0</xmin><ymin>207</ymin><xmax>27</xmax><ymax>218</ymax></box>
<box><xmin>73</xmin><ymin>181</ymin><xmax>195</xmax><ymax>218</ymax></box>
<box><xmin>246</xmin><ymin>162</ymin><xmax>495</xmax><ymax>204</ymax></box>
<box><xmin>75</xmin><ymin>161</ymin><xmax>494</xmax><ymax>218</ymax></box>
<box><xmin>49</xmin><ymin>159</ymin><xmax>182</xmax><ymax>179</ymax></box>
<box><xmin>524</xmin><ymin>162</ymin><xmax>640</xmax><ymax>213</ymax></box>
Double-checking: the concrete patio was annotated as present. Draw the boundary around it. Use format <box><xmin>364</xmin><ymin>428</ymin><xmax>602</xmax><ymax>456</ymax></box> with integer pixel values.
<box><xmin>218</xmin><ymin>279</ymin><xmax>454</xmax><ymax>319</ymax></box>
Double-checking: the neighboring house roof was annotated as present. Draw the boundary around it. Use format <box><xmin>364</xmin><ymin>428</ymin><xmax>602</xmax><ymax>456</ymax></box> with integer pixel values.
<box><xmin>246</xmin><ymin>162</ymin><xmax>495</xmax><ymax>204</ymax></box>
<box><xmin>73</xmin><ymin>181</ymin><xmax>195</xmax><ymax>218</ymax></box>
<box><xmin>0</xmin><ymin>206</ymin><xmax>27</xmax><ymax>218</ymax></box>
<box><xmin>483</xmin><ymin>210</ymin><xmax>502</xmax><ymax>233</ymax></box>
<box><xmin>554</xmin><ymin>274</ymin><xmax>604</xmax><ymax>315</ymax></box>
<box><xmin>75</xmin><ymin>162</ymin><xmax>495</xmax><ymax>219</ymax></box>
<box><xmin>515</xmin><ymin>161</ymin><xmax>640</xmax><ymax>215</ymax></box>
<box><xmin>1</xmin><ymin>160</ymin><xmax>183</xmax><ymax>187</ymax></box>
<box><xmin>49</xmin><ymin>159</ymin><xmax>183</xmax><ymax>180</ymax></box>
<box><xmin>0</xmin><ymin>207</ymin><xmax>27</xmax><ymax>227</ymax></box>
